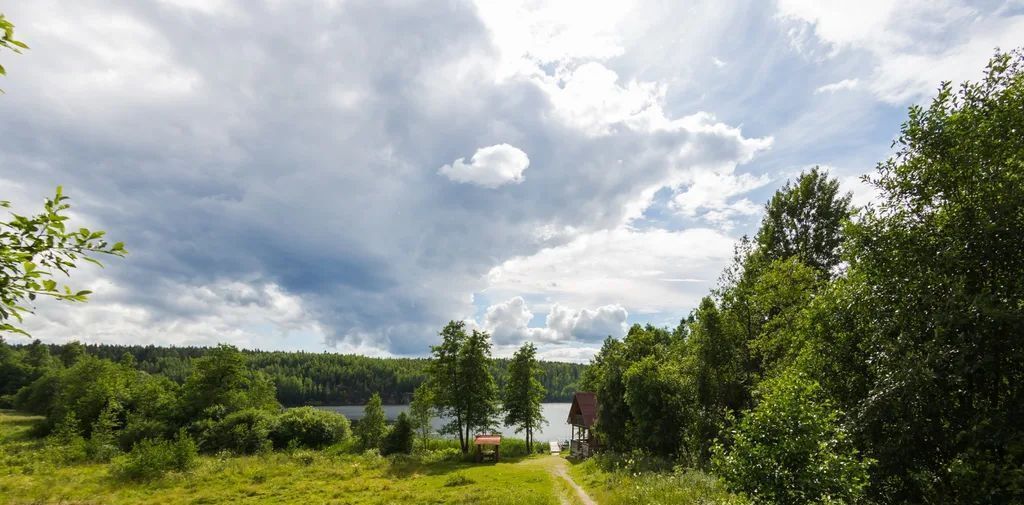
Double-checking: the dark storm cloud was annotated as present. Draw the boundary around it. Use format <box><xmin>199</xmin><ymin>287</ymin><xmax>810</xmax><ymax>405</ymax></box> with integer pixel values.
<box><xmin>0</xmin><ymin>0</ymin><xmax>769</xmax><ymax>354</ymax></box>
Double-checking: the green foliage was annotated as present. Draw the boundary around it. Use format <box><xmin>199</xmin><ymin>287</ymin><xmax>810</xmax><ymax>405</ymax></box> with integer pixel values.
<box><xmin>408</xmin><ymin>383</ymin><xmax>435</xmax><ymax>451</ymax></box>
<box><xmin>713</xmin><ymin>373</ymin><xmax>871</xmax><ymax>505</ymax></box>
<box><xmin>381</xmin><ymin>412</ymin><xmax>414</xmax><ymax>455</ymax></box>
<box><xmin>0</xmin><ymin>187</ymin><xmax>126</xmax><ymax>335</ymax></box>
<box><xmin>197</xmin><ymin>408</ymin><xmax>278</xmax><ymax>455</ymax></box>
<box><xmin>43</xmin><ymin>412</ymin><xmax>87</xmax><ymax>464</ymax></box>
<box><xmin>825</xmin><ymin>49</ymin><xmax>1024</xmax><ymax>503</ymax></box>
<box><xmin>271</xmin><ymin>406</ymin><xmax>350</xmax><ymax>449</ymax></box>
<box><xmin>357</xmin><ymin>392</ymin><xmax>386</xmax><ymax>450</ymax></box>
<box><xmin>180</xmin><ymin>344</ymin><xmax>279</xmax><ymax>420</ymax></box>
<box><xmin>0</xmin><ymin>12</ymin><xmax>29</xmax><ymax>88</ymax></box>
<box><xmin>502</xmin><ymin>342</ymin><xmax>546</xmax><ymax>452</ymax></box>
<box><xmin>12</xmin><ymin>354</ymin><xmax>178</xmax><ymax>441</ymax></box>
<box><xmin>426</xmin><ymin>321</ymin><xmax>499</xmax><ymax>453</ymax></box>
<box><xmin>111</xmin><ymin>431</ymin><xmax>198</xmax><ymax>481</ymax></box>
<box><xmin>34</xmin><ymin>341</ymin><xmax>584</xmax><ymax>405</ymax></box>
<box><xmin>86</xmin><ymin>402</ymin><xmax>122</xmax><ymax>462</ymax></box>
<box><xmin>754</xmin><ymin>166</ymin><xmax>851</xmax><ymax>275</ymax></box>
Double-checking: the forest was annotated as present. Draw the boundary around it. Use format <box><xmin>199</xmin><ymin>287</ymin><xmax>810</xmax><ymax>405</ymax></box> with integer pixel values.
<box><xmin>0</xmin><ymin>342</ymin><xmax>585</xmax><ymax>406</ymax></box>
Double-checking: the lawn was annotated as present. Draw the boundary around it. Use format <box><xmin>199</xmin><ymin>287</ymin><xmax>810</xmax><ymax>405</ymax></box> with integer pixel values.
<box><xmin>0</xmin><ymin>411</ymin><xmax>563</xmax><ymax>505</ymax></box>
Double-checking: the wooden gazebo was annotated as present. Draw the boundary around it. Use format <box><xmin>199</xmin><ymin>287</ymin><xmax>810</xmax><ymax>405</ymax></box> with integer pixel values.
<box><xmin>566</xmin><ymin>392</ymin><xmax>598</xmax><ymax>457</ymax></box>
<box><xmin>473</xmin><ymin>434</ymin><xmax>501</xmax><ymax>462</ymax></box>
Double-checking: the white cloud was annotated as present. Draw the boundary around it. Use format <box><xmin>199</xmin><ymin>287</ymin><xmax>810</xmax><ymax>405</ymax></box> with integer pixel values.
<box><xmin>839</xmin><ymin>173</ymin><xmax>883</xmax><ymax>209</ymax></box>
<box><xmin>815</xmin><ymin>78</ymin><xmax>859</xmax><ymax>94</ymax></box>
<box><xmin>17</xmin><ymin>273</ymin><xmax>335</xmax><ymax>353</ymax></box>
<box><xmin>439</xmin><ymin>143</ymin><xmax>530</xmax><ymax>188</ymax></box>
<box><xmin>776</xmin><ymin>0</ymin><xmax>1023</xmax><ymax>103</ymax></box>
<box><xmin>478</xmin><ymin>296</ymin><xmax>627</xmax><ymax>345</ymax></box>
<box><xmin>472</xmin><ymin>0</ymin><xmax>636</xmax><ymax>78</ymax></box>
<box><xmin>485</xmin><ymin>227</ymin><xmax>736</xmax><ymax>317</ymax></box>
<box><xmin>670</xmin><ymin>168</ymin><xmax>770</xmax><ymax>228</ymax></box>
<box><xmin>547</xmin><ymin>303</ymin><xmax>628</xmax><ymax>342</ymax></box>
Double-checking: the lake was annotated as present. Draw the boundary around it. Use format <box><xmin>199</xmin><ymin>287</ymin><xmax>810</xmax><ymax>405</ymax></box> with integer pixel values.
<box><xmin>319</xmin><ymin>403</ymin><xmax>573</xmax><ymax>443</ymax></box>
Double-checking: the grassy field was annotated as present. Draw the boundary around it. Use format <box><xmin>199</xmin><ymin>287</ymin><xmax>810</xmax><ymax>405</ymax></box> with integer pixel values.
<box><xmin>567</xmin><ymin>457</ymin><xmax>748</xmax><ymax>505</ymax></box>
<box><xmin>0</xmin><ymin>411</ymin><xmax>565</xmax><ymax>505</ymax></box>
<box><xmin>1</xmin><ymin>411</ymin><xmax>748</xmax><ymax>505</ymax></box>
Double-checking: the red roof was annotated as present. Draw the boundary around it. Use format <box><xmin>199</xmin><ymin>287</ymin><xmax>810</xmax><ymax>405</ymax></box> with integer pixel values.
<box><xmin>474</xmin><ymin>434</ymin><xmax>501</xmax><ymax>445</ymax></box>
<box><xmin>567</xmin><ymin>392</ymin><xmax>597</xmax><ymax>428</ymax></box>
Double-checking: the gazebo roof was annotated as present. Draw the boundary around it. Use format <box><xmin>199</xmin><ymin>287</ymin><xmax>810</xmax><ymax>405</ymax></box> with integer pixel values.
<box><xmin>474</xmin><ymin>434</ymin><xmax>501</xmax><ymax>446</ymax></box>
<box><xmin>567</xmin><ymin>391</ymin><xmax>597</xmax><ymax>428</ymax></box>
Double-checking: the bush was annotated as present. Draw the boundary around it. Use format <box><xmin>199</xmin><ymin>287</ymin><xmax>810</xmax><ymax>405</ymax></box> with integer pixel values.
<box><xmin>111</xmin><ymin>432</ymin><xmax>198</xmax><ymax>481</ymax></box>
<box><xmin>199</xmin><ymin>408</ymin><xmax>278</xmax><ymax>454</ymax></box>
<box><xmin>271</xmin><ymin>407</ymin><xmax>351</xmax><ymax>449</ymax></box>
<box><xmin>381</xmin><ymin>412</ymin><xmax>414</xmax><ymax>455</ymax></box>
<box><xmin>118</xmin><ymin>413</ymin><xmax>172</xmax><ymax>451</ymax></box>
<box><xmin>86</xmin><ymin>404</ymin><xmax>121</xmax><ymax>462</ymax></box>
<box><xmin>44</xmin><ymin>412</ymin><xmax>88</xmax><ymax>464</ymax></box>
<box><xmin>713</xmin><ymin>373</ymin><xmax>871</xmax><ymax>505</ymax></box>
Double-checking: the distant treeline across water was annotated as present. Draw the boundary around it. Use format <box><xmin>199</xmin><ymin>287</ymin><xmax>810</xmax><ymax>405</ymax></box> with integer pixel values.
<box><xmin>26</xmin><ymin>342</ymin><xmax>587</xmax><ymax>406</ymax></box>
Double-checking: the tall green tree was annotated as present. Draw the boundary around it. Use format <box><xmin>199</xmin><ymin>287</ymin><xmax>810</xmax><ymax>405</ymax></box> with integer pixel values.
<box><xmin>427</xmin><ymin>321</ymin><xmax>471</xmax><ymax>452</ymax></box>
<box><xmin>828</xmin><ymin>50</ymin><xmax>1024</xmax><ymax>502</ymax></box>
<box><xmin>754</xmin><ymin>166</ymin><xmax>852</xmax><ymax>276</ymax></box>
<box><xmin>458</xmin><ymin>329</ymin><xmax>500</xmax><ymax>449</ymax></box>
<box><xmin>502</xmin><ymin>342</ymin><xmax>546</xmax><ymax>452</ymax></box>
<box><xmin>1</xmin><ymin>187</ymin><xmax>126</xmax><ymax>335</ymax></box>
<box><xmin>357</xmin><ymin>392</ymin><xmax>386</xmax><ymax>450</ymax></box>
<box><xmin>408</xmin><ymin>383</ymin><xmax>434</xmax><ymax>451</ymax></box>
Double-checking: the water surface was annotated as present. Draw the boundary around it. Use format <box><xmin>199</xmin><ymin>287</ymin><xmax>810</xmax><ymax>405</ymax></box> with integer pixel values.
<box><xmin>319</xmin><ymin>403</ymin><xmax>572</xmax><ymax>443</ymax></box>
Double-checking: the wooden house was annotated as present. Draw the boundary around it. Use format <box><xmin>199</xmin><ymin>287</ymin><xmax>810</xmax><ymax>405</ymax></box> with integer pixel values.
<box><xmin>566</xmin><ymin>391</ymin><xmax>598</xmax><ymax>457</ymax></box>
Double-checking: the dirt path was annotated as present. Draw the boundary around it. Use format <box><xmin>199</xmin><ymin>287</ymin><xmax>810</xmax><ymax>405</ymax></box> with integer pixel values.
<box><xmin>519</xmin><ymin>454</ymin><xmax>597</xmax><ymax>505</ymax></box>
<box><xmin>550</xmin><ymin>457</ymin><xmax>597</xmax><ymax>505</ymax></box>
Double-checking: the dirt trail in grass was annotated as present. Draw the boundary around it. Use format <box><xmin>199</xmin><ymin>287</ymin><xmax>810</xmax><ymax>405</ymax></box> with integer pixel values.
<box><xmin>519</xmin><ymin>454</ymin><xmax>597</xmax><ymax>505</ymax></box>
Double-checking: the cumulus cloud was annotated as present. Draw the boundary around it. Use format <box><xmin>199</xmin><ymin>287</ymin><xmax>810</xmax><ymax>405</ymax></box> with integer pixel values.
<box><xmin>670</xmin><ymin>168</ymin><xmax>770</xmax><ymax>228</ymax></box>
<box><xmin>485</xmin><ymin>227</ymin><xmax>736</xmax><ymax>319</ymax></box>
<box><xmin>439</xmin><ymin>143</ymin><xmax>530</xmax><ymax>188</ymax></box>
<box><xmin>477</xmin><ymin>296</ymin><xmax>627</xmax><ymax>345</ymax></box>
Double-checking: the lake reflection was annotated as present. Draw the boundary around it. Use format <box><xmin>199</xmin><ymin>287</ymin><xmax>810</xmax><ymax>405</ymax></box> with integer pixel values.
<box><xmin>318</xmin><ymin>403</ymin><xmax>572</xmax><ymax>443</ymax></box>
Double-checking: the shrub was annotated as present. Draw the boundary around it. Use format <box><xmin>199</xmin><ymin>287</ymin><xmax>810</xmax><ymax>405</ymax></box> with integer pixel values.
<box><xmin>271</xmin><ymin>407</ymin><xmax>351</xmax><ymax>449</ymax></box>
<box><xmin>112</xmin><ymin>432</ymin><xmax>198</xmax><ymax>481</ymax></box>
<box><xmin>44</xmin><ymin>412</ymin><xmax>87</xmax><ymax>464</ymax></box>
<box><xmin>199</xmin><ymin>408</ymin><xmax>278</xmax><ymax>454</ymax></box>
<box><xmin>86</xmin><ymin>403</ymin><xmax>121</xmax><ymax>462</ymax></box>
<box><xmin>118</xmin><ymin>413</ymin><xmax>171</xmax><ymax>451</ymax></box>
<box><xmin>381</xmin><ymin>412</ymin><xmax>414</xmax><ymax>455</ymax></box>
<box><xmin>713</xmin><ymin>372</ymin><xmax>871</xmax><ymax>505</ymax></box>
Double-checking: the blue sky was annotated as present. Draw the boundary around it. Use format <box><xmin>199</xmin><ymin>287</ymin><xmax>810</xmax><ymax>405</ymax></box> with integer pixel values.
<box><xmin>1</xmin><ymin>0</ymin><xmax>1021</xmax><ymax>362</ymax></box>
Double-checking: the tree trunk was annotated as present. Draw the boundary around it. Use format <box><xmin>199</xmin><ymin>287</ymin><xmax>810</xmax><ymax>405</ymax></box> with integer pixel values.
<box><xmin>456</xmin><ymin>413</ymin><xmax>466</xmax><ymax>453</ymax></box>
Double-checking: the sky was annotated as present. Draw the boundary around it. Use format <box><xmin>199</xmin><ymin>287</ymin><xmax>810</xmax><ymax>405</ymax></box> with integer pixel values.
<box><xmin>1</xmin><ymin>0</ymin><xmax>1021</xmax><ymax>362</ymax></box>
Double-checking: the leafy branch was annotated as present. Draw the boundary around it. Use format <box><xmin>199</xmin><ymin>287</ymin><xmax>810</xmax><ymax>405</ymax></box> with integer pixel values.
<box><xmin>0</xmin><ymin>186</ymin><xmax>126</xmax><ymax>335</ymax></box>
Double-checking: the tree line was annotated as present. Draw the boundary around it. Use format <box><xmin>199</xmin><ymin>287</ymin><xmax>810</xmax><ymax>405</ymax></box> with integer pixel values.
<box><xmin>581</xmin><ymin>50</ymin><xmax>1024</xmax><ymax>504</ymax></box>
<box><xmin>1</xmin><ymin>341</ymin><xmax>584</xmax><ymax>406</ymax></box>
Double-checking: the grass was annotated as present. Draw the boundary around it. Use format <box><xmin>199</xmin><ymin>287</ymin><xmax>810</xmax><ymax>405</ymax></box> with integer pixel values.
<box><xmin>0</xmin><ymin>411</ymin><xmax>562</xmax><ymax>505</ymax></box>
<box><xmin>567</xmin><ymin>456</ymin><xmax>749</xmax><ymax>505</ymax></box>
